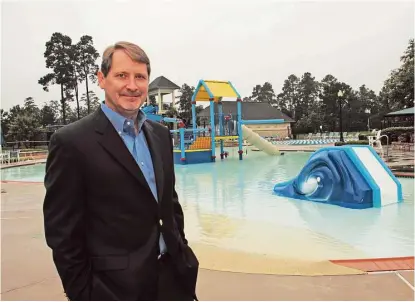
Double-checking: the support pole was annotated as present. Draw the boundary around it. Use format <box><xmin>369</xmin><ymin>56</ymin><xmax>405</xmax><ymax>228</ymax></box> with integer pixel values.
<box><xmin>218</xmin><ymin>101</ymin><xmax>224</xmax><ymax>159</ymax></box>
<box><xmin>191</xmin><ymin>101</ymin><xmax>197</xmax><ymax>140</ymax></box>
<box><xmin>237</xmin><ymin>98</ymin><xmax>243</xmax><ymax>160</ymax></box>
<box><xmin>210</xmin><ymin>99</ymin><xmax>216</xmax><ymax>161</ymax></box>
<box><xmin>179</xmin><ymin>127</ymin><xmax>185</xmax><ymax>163</ymax></box>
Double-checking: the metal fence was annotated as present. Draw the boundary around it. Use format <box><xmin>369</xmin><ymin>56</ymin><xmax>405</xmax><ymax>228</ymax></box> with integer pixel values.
<box><xmin>170</xmin><ymin>128</ymin><xmax>211</xmax><ymax>151</ymax></box>
<box><xmin>199</xmin><ymin>114</ymin><xmax>240</xmax><ymax>137</ymax></box>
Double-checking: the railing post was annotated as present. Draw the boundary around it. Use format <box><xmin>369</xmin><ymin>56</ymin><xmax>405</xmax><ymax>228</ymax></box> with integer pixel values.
<box><xmin>210</xmin><ymin>99</ymin><xmax>216</xmax><ymax>161</ymax></box>
<box><xmin>180</xmin><ymin>127</ymin><xmax>185</xmax><ymax>162</ymax></box>
<box><xmin>237</xmin><ymin>98</ymin><xmax>243</xmax><ymax>160</ymax></box>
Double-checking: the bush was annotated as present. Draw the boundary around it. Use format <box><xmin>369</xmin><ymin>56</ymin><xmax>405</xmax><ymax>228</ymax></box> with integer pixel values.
<box><xmin>380</xmin><ymin>126</ymin><xmax>414</xmax><ymax>144</ymax></box>
<box><xmin>335</xmin><ymin>140</ymin><xmax>369</xmax><ymax>146</ymax></box>
<box><xmin>357</xmin><ymin>131</ymin><xmax>372</xmax><ymax>141</ymax></box>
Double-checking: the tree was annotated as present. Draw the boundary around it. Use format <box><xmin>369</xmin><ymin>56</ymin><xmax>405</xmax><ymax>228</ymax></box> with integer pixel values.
<box><xmin>1</xmin><ymin>109</ymin><xmax>10</xmax><ymax>138</ymax></box>
<box><xmin>177</xmin><ymin>84</ymin><xmax>195</xmax><ymax>122</ymax></box>
<box><xmin>319</xmin><ymin>74</ymin><xmax>339</xmax><ymax>131</ymax></box>
<box><xmin>76</xmin><ymin>35</ymin><xmax>100</xmax><ymax>114</ymax></box>
<box><xmin>149</xmin><ymin>95</ymin><xmax>157</xmax><ymax>106</ymax></box>
<box><xmin>276</xmin><ymin>74</ymin><xmax>300</xmax><ymax>119</ymax></box>
<box><xmin>68</xmin><ymin>43</ymin><xmax>82</xmax><ymax>119</ymax></box>
<box><xmin>297</xmin><ymin>72</ymin><xmax>320</xmax><ymax>119</ymax></box>
<box><xmin>39</xmin><ymin>32</ymin><xmax>75</xmax><ymax>124</ymax></box>
<box><xmin>380</xmin><ymin>39</ymin><xmax>414</xmax><ymax>110</ymax></box>
<box><xmin>7</xmin><ymin>97</ymin><xmax>41</xmax><ymax>143</ymax></box>
<box><xmin>40</xmin><ymin>103</ymin><xmax>57</xmax><ymax>127</ymax></box>
<box><xmin>249</xmin><ymin>82</ymin><xmax>276</xmax><ymax>103</ymax></box>
<box><xmin>80</xmin><ymin>90</ymin><xmax>100</xmax><ymax>116</ymax></box>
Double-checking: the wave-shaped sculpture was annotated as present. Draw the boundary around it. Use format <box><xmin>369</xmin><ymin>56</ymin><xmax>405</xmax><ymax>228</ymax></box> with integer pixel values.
<box><xmin>273</xmin><ymin>146</ymin><xmax>403</xmax><ymax>209</ymax></box>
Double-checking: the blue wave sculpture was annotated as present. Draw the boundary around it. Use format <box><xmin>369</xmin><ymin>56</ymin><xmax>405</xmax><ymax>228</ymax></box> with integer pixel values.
<box><xmin>273</xmin><ymin>146</ymin><xmax>402</xmax><ymax>209</ymax></box>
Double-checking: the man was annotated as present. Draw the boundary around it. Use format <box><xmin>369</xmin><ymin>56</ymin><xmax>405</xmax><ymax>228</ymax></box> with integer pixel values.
<box><xmin>43</xmin><ymin>41</ymin><xmax>199</xmax><ymax>301</ymax></box>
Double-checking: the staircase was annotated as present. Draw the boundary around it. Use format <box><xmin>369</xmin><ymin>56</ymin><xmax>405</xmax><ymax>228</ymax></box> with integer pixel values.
<box><xmin>189</xmin><ymin>137</ymin><xmax>211</xmax><ymax>150</ymax></box>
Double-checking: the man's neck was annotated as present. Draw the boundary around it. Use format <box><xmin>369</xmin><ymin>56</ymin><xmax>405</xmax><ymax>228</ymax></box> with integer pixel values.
<box><xmin>105</xmin><ymin>102</ymin><xmax>138</xmax><ymax>121</ymax></box>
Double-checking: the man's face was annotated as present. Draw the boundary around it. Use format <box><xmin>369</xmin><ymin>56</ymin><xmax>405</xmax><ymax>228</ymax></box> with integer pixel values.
<box><xmin>98</xmin><ymin>49</ymin><xmax>149</xmax><ymax>117</ymax></box>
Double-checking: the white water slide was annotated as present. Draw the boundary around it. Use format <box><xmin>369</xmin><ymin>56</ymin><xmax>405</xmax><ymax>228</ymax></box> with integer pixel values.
<box><xmin>352</xmin><ymin>146</ymin><xmax>399</xmax><ymax>206</ymax></box>
<box><xmin>241</xmin><ymin>125</ymin><xmax>280</xmax><ymax>155</ymax></box>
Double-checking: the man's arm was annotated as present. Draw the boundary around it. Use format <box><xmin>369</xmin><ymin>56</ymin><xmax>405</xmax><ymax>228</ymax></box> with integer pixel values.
<box><xmin>166</xmin><ymin>129</ymin><xmax>188</xmax><ymax>245</ymax></box>
<box><xmin>43</xmin><ymin>132</ymin><xmax>91</xmax><ymax>300</ymax></box>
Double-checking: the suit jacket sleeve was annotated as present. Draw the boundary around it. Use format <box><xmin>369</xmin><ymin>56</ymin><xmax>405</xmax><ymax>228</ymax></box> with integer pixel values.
<box><xmin>167</xmin><ymin>129</ymin><xmax>188</xmax><ymax>245</ymax></box>
<box><xmin>43</xmin><ymin>132</ymin><xmax>91</xmax><ymax>300</ymax></box>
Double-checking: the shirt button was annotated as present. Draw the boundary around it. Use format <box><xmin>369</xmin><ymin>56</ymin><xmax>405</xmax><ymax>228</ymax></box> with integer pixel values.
<box><xmin>141</xmin><ymin>162</ymin><xmax>144</xmax><ymax>166</ymax></box>
<box><xmin>159</xmin><ymin>219</ymin><xmax>163</xmax><ymax>226</ymax></box>
<box><xmin>118</xmin><ymin>131</ymin><xmax>122</xmax><ymax>135</ymax></box>
<box><xmin>127</xmin><ymin>122</ymin><xmax>131</xmax><ymax>125</ymax></box>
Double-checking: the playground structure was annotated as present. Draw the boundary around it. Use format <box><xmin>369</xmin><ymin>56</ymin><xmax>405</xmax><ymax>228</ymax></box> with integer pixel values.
<box><xmin>172</xmin><ymin>79</ymin><xmax>283</xmax><ymax>165</ymax></box>
<box><xmin>142</xmin><ymin>105</ymin><xmax>162</xmax><ymax>122</ymax></box>
<box><xmin>142</xmin><ymin>105</ymin><xmax>185</xmax><ymax>128</ymax></box>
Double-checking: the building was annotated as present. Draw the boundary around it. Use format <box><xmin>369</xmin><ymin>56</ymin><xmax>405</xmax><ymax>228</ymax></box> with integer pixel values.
<box><xmin>147</xmin><ymin>76</ymin><xmax>180</xmax><ymax>113</ymax></box>
<box><xmin>382</xmin><ymin>107</ymin><xmax>414</xmax><ymax>128</ymax></box>
<box><xmin>197</xmin><ymin>101</ymin><xmax>295</xmax><ymax>138</ymax></box>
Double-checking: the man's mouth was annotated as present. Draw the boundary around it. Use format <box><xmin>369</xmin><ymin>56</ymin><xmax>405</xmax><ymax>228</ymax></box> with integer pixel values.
<box><xmin>121</xmin><ymin>95</ymin><xmax>141</xmax><ymax>99</ymax></box>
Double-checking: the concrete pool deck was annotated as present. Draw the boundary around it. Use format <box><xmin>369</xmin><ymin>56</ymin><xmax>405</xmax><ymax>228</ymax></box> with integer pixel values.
<box><xmin>1</xmin><ymin>182</ymin><xmax>414</xmax><ymax>300</ymax></box>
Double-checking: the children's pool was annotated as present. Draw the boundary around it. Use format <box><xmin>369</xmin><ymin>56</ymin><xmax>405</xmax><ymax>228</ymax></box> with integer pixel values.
<box><xmin>2</xmin><ymin>148</ymin><xmax>413</xmax><ymax>260</ymax></box>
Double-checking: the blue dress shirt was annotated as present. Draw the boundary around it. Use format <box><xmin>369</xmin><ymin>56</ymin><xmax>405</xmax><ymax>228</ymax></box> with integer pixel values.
<box><xmin>101</xmin><ymin>103</ymin><xmax>167</xmax><ymax>254</ymax></box>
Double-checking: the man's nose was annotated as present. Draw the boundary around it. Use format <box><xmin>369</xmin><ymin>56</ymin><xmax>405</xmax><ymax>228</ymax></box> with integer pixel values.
<box><xmin>126</xmin><ymin>77</ymin><xmax>138</xmax><ymax>91</ymax></box>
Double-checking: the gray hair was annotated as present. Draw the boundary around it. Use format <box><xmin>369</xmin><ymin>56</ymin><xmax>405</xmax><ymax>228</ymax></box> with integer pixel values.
<box><xmin>100</xmin><ymin>41</ymin><xmax>151</xmax><ymax>77</ymax></box>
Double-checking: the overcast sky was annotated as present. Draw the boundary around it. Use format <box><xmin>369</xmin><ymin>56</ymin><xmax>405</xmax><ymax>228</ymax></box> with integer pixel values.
<box><xmin>1</xmin><ymin>0</ymin><xmax>413</xmax><ymax>111</ymax></box>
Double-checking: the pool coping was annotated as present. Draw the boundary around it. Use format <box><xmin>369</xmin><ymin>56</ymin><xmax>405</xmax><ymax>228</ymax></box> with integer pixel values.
<box><xmin>1</xmin><ymin>159</ymin><xmax>46</xmax><ymax>169</ymax></box>
<box><xmin>331</xmin><ymin>256</ymin><xmax>415</xmax><ymax>272</ymax></box>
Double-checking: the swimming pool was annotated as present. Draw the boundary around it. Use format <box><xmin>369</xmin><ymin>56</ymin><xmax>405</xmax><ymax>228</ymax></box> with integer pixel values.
<box><xmin>2</xmin><ymin>148</ymin><xmax>413</xmax><ymax>261</ymax></box>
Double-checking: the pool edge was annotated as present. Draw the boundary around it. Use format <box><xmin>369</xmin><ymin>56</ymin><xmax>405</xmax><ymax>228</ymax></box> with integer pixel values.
<box><xmin>330</xmin><ymin>256</ymin><xmax>415</xmax><ymax>272</ymax></box>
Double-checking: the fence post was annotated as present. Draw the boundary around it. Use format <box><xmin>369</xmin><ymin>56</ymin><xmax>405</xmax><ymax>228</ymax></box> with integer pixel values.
<box><xmin>180</xmin><ymin>127</ymin><xmax>185</xmax><ymax>161</ymax></box>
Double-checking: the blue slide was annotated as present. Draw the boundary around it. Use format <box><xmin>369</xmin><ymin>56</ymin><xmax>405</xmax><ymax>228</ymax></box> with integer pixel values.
<box><xmin>142</xmin><ymin>105</ymin><xmax>163</xmax><ymax>122</ymax></box>
<box><xmin>273</xmin><ymin>145</ymin><xmax>403</xmax><ymax>209</ymax></box>
<box><xmin>142</xmin><ymin>105</ymin><xmax>158</xmax><ymax>115</ymax></box>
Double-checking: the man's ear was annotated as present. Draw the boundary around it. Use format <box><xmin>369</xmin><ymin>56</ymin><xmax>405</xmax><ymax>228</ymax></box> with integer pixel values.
<box><xmin>97</xmin><ymin>71</ymin><xmax>105</xmax><ymax>89</ymax></box>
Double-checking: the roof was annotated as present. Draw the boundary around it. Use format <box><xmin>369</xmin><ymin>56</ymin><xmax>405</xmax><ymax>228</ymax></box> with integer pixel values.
<box><xmin>192</xmin><ymin>80</ymin><xmax>241</xmax><ymax>102</ymax></box>
<box><xmin>149</xmin><ymin>76</ymin><xmax>180</xmax><ymax>92</ymax></box>
<box><xmin>384</xmin><ymin>107</ymin><xmax>414</xmax><ymax>117</ymax></box>
<box><xmin>198</xmin><ymin>101</ymin><xmax>295</xmax><ymax>123</ymax></box>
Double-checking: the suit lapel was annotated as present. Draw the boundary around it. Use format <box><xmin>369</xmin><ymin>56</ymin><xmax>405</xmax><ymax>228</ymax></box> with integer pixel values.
<box><xmin>94</xmin><ymin>109</ymin><xmax>153</xmax><ymax>195</ymax></box>
<box><xmin>142</xmin><ymin>121</ymin><xmax>164</xmax><ymax>202</ymax></box>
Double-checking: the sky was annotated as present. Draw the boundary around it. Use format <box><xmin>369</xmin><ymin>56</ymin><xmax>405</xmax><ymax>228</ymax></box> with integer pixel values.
<box><xmin>1</xmin><ymin>0</ymin><xmax>414</xmax><ymax>111</ymax></box>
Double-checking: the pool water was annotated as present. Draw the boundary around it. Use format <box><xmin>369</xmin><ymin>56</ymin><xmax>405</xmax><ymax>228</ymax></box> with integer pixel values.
<box><xmin>2</xmin><ymin>148</ymin><xmax>414</xmax><ymax>260</ymax></box>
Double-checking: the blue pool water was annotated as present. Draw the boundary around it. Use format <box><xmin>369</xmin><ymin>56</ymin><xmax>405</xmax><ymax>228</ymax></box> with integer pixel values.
<box><xmin>2</xmin><ymin>148</ymin><xmax>414</xmax><ymax>260</ymax></box>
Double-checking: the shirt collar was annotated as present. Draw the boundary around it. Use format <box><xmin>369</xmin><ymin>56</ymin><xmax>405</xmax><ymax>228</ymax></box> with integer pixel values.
<box><xmin>101</xmin><ymin>102</ymin><xmax>147</xmax><ymax>135</ymax></box>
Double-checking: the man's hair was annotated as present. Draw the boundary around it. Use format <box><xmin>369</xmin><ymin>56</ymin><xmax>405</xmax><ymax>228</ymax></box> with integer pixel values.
<box><xmin>100</xmin><ymin>41</ymin><xmax>151</xmax><ymax>77</ymax></box>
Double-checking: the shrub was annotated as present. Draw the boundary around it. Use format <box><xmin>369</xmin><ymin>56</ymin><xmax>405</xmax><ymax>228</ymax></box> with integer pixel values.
<box><xmin>335</xmin><ymin>140</ymin><xmax>369</xmax><ymax>146</ymax></box>
<box><xmin>380</xmin><ymin>126</ymin><xmax>414</xmax><ymax>144</ymax></box>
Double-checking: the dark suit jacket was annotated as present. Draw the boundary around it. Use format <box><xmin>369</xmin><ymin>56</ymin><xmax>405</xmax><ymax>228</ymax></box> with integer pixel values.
<box><xmin>43</xmin><ymin>108</ymin><xmax>199</xmax><ymax>300</ymax></box>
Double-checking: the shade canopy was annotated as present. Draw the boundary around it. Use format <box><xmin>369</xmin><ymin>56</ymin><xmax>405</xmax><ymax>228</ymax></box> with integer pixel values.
<box><xmin>191</xmin><ymin>80</ymin><xmax>241</xmax><ymax>102</ymax></box>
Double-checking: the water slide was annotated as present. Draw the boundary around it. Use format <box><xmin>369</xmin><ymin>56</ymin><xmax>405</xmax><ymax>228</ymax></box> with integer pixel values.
<box><xmin>142</xmin><ymin>105</ymin><xmax>158</xmax><ymax>115</ymax></box>
<box><xmin>241</xmin><ymin>124</ymin><xmax>280</xmax><ymax>155</ymax></box>
<box><xmin>352</xmin><ymin>146</ymin><xmax>400</xmax><ymax>207</ymax></box>
<box><xmin>273</xmin><ymin>145</ymin><xmax>403</xmax><ymax>209</ymax></box>
<box><xmin>142</xmin><ymin>105</ymin><xmax>163</xmax><ymax>122</ymax></box>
